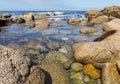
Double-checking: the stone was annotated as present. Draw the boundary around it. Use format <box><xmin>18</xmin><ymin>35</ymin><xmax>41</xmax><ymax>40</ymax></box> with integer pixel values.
<box><xmin>48</xmin><ymin>11</ymin><xmax>56</xmax><ymax>16</ymax></box>
<box><xmin>25</xmin><ymin>66</ymin><xmax>45</xmax><ymax>84</ymax></box>
<box><xmin>59</xmin><ymin>48</ymin><xmax>68</xmax><ymax>54</ymax></box>
<box><xmin>102</xmin><ymin>63</ymin><xmax>120</xmax><ymax>84</ymax></box>
<box><xmin>90</xmin><ymin>15</ymin><xmax>108</xmax><ymax>25</ymax></box>
<box><xmin>102</xmin><ymin>6</ymin><xmax>120</xmax><ymax>18</ymax></box>
<box><xmin>47</xmin><ymin>42</ymin><xmax>60</xmax><ymax>50</ymax></box>
<box><xmin>68</xmin><ymin>18</ymin><xmax>80</xmax><ymax>25</ymax></box>
<box><xmin>34</xmin><ymin>14</ymin><xmax>46</xmax><ymax>19</ymax></box>
<box><xmin>2</xmin><ymin>13</ymin><xmax>11</xmax><ymax>18</ymax></box>
<box><xmin>0</xmin><ymin>45</ymin><xmax>30</xmax><ymax>84</ymax></box>
<box><xmin>85</xmin><ymin>10</ymin><xmax>103</xmax><ymax>20</ymax></box>
<box><xmin>70</xmin><ymin>72</ymin><xmax>84</xmax><ymax>84</ymax></box>
<box><xmin>36</xmin><ymin>19</ymin><xmax>50</xmax><ymax>28</ymax></box>
<box><xmin>79</xmin><ymin>19</ymin><xmax>88</xmax><ymax>25</ymax></box>
<box><xmin>42</xmin><ymin>28</ymin><xmax>58</xmax><ymax>35</ymax></box>
<box><xmin>83</xmin><ymin>64</ymin><xmax>100</xmax><ymax>79</ymax></box>
<box><xmin>21</xmin><ymin>12</ymin><xmax>34</xmax><ymax>22</ymax></box>
<box><xmin>13</xmin><ymin>17</ymin><xmax>25</xmax><ymax>24</ymax></box>
<box><xmin>28</xmin><ymin>23</ymin><xmax>35</xmax><ymax>28</ymax></box>
<box><xmin>84</xmin><ymin>76</ymin><xmax>90</xmax><ymax>83</ymax></box>
<box><xmin>80</xmin><ymin>27</ymin><xmax>98</xmax><ymax>34</ymax></box>
<box><xmin>71</xmin><ymin>62</ymin><xmax>83</xmax><ymax>72</ymax></box>
<box><xmin>102</xmin><ymin>19</ymin><xmax>120</xmax><ymax>31</ymax></box>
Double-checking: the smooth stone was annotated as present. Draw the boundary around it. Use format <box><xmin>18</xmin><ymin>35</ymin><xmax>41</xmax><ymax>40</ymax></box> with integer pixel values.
<box><xmin>71</xmin><ymin>62</ymin><xmax>83</xmax><ymax>72</ymax></box>
<box><xmin>80</xmin><ymin>27</ymin><xmax>98</xmax><ymax>34</ymax></box>
<box><xmin>84</xmin><ymin>76</ymin><xmax>90</xmax><ymax>83</ymax></box>
<box><xmin>61</xmin><ymin>37</ymin><xmax>69</xmax><ymax>41</ymax></box>
<box><xmin>83</xmin><ymin>64</ymin><xmax>100</xmax><ymax>79</ymax></box>
<box><xmin>59</xmin><ymin>48</ymin><xmax>68</xmax><ymax>54</ymax></box>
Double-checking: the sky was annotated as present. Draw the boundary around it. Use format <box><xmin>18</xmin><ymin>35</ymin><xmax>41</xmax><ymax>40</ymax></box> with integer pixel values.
<box><xmin>0</xmin><ymin>0</ymin><xmax>120</xmax><ymax>11</ymax></box>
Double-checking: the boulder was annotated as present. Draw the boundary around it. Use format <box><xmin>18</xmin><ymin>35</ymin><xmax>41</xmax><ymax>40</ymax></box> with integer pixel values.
<box><xmin>80</xmin><ymin>27</ymin><xmax>99</xmax><ymax>35</ymax></box>
<box><xmin>102</xmin><ymin>63</ymin><xmax>120</xmax><ymax>84</ymax></box>
<box><xmin>79</xmin><ymin>20</ymin><xmax>88</xmax><ymax>25</ymax></box>
<box><xmin>21</xmin><ymin>13</ymin><xmax>34</xmax><ymax>22</ymax></box>
<box><xmin>102</xmin><ymin>6</ymin><xmax>120</xmax><ymax>18</ymax></box>
<box><xmin>34</xmin><ymin>14</ymin><xmax>46</xmax><ymax>19</ymax></box>
<box><xmin>85</xmin><ymin>10</ymin><xmax>103</xmax><ymax>20</ymax></box>
<box><xmin>90</xmin><ymin>15</ymin><xmax>108</xmax><ymax>25</ymax></box>
<box><xmin>68</xmin><ymin>19</ymin><xmax>80</xmax><ymax>25</ymax></box>
<box><xmin>102</xmin><ymin>19</ymin><xmax>120</xmax><ymax>31</ymax></box>
<box><xmin>25</xmin><ymin>66</ymin><xmax>45</xmax><ymax>84</ymax></box>
<box><xmin>13</xmin><ymin>17</ymin><xmax>25</xmax><ymax>24</ymax></box>
<box><xmin>48</xmin><ymin>11</ymin><xmax>56</xmax><ymax>16</ymax></box>
<box><xmin>2</xmin><ymin>13</ymin><xmax>11</xmax><ymax>18</ymax></box>
<box><xmin>0</xmin><ymin>18</ymin><xmax>13</xmax><ymax>26</ymax></box>
<box><xmin>35</xmin><ymin>19</ymin><xmax>54</xmax><ymax>28</ymax></box>
<box><xmin>0</xmin><ymin>45</ymin><xmax>30</xmax><ymax>84</ymax></box>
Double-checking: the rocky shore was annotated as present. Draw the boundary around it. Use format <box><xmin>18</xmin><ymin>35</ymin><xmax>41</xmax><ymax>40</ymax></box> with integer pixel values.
<box><xmin>0</xmin><ymin>5</ymin><xmax>120</xmax><ymax>84</ymax></box>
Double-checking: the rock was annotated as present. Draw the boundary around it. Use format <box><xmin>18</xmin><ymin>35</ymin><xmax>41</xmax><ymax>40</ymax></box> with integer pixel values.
<box><xmin>79</xmin><ymin>19</ymin><xmax>88</xmax><ymax>25</ymax></box>
<box><xmin>61</xmin><ymin>37</ymin><xmax>69</xmax><ymax>41</ymax></box>
<box><xmin>85</xmin><ymin>10</ymin><xmax>103</xmax><ymax>20</ymax></box>
<box><xmin>0</xmin><ymin>18</ymin><xmax>13</xmax><ymax>26</ymax></box>
<box><xmin>71</xmin><ymin>62</ymin><xmax>83</xmax><ymax>72</ymax></box>
<box><xmin>2</xmin><ymin>13</ymin><xmax>11</xmax><ymax>18</ymax></box>
<box><xmin>40</xmin><ymin>63</ymin><xmax>70</xmax><ymax>84</ymax></box>
<box><xmin>47</xmin><ymin>19</ymin><xmax>55</xmax><ymax>24</ymax></box>
<box><xmin>35</xmin><ymin>19</ymin><xmax>50</xmax><ymax>28</ymax></box>
<box><xmin>42</xmin><ymin>28</ymin><xmax>58</xmax><ymax>35</ymax></box>
<box><xmin>73</xmin><ymin>41</ymin><xmax>120</xmax><ymax>64</ymax></box>
<box><xmin>0</xmin><ymin>45</ymin><xmax>30</xmax><ymax>84</ymax></box>
<box><xmin>28</xmin><ymin>23</ymin><xmax>35</xmax><ymax>28</ymax></box>
<box><xmin>13</xmin><ymin>17</ymin><xmax>25</xmax><ymax>24</ymax></box>
<box><xmin>102</xmin><ymin>63</ymin><xmax>120</xmax><ymax>84</ymax></box>
<box><xmin>25</xmin><ymin>66</ymin><xmax>45</xmax><ymax>84</ymax></box>
<box><xmin>54</xmin><ymin>18</ymin><xmax>64</xmax><ymax>22</ymax></box>
<box><xmin>47</xmin><ymin>42</ymin><xmax>60</xmax><ymax>50</ymax></box>
<box><xmin>34</xmin><ymin>14</ymin><xmax>46</xmax><ymax>19</ymax></box>
<box><xmin>80</xmin><ymin>27</ymin><xmax>98</xmax><ymax>34</ymax></box>
<box><xmin>90</xmin><ymin>15</ymin><xmax>108</xmax><ymax>25</ymax></box>
<box><xmin>21</xmin><ymin>13</ymin><xmax>34</xmax><ymax>22</ymax></box>
<box><xmin>84</xmin><ymin>76</ymin><xmax>90</xmax><ymax>83</ymax></box>
<box><xmin>68</xmin><ymin>18</ymin><xmax>80</xmax><ymax>25</ymax></box>
<box><xmin>70</xmin><ymin>72</ymin><xmax>84</xmax><ymax>84</ymax></box>
<box><xmin>59</xmin><ymin>48</ymin><xmax>68</xmax><ymax>54</ymax></box>
<box><xmin>102</xmin><ymin>19</ymin><xmax>120</xmax><ymax>31</ymax></box>
<box><xmin>102</xmin><ymin>6</ymin><xmax>120</xmax><ymax>18</ymax></box>
<box><xmin>83</xmin><ymin>64</ymin><xmax>100</xmax><ymax>79</ymax></box>
<box><xmin>48</xmin><ymin>11</ymin><xmax>56</xmax><ymax>16</ymax></box>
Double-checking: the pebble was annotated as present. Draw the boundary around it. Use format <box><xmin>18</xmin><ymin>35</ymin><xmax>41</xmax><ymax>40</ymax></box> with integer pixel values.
<box><xmin>59</xmin><ymin>48</ymin><xmax>68</xmax><ymax>54</ymax></box>
<box><xmin>71</xmin><ymin>62</ymin><xmax>83</xmax><ymax>72</ymax></box>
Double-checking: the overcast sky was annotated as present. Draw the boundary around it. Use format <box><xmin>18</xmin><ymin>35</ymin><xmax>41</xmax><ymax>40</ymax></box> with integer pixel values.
<box><xmin>0</xmin><ymin>0</ymin><xmax>120</xmax><ymax>10</ymax></box>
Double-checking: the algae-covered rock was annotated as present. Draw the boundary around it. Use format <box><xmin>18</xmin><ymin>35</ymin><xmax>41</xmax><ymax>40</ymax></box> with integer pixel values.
<box><xmin>71</xmin><ymin>62</ymin><xmax>83</xmax><ymax>72</ymax></box>
<box><xmin>83</xmin><ymin>64</ymin><xmax>100</xmax><ymax>79</ymax></box>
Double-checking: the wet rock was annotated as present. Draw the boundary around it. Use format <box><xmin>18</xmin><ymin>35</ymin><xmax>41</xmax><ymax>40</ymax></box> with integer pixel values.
<box><xmin>83</xmin><ymin>64</ymin><xmax>100</xmax><ymax>79</ymax></box>
<box><xmin>90</xmin><ymin>15</ymin><xmax>108</xmax><ymax>25</ymax></box>
<box><xmin>47</xmin><ymin>19</ymin><xmax>55</xmax><ymax>24</ymax></box>
<box><xmin>84</xmin><ymin>76</ymin><xmax>90</xmax><ymax>83</ymax></box>
<box><xmin>54</xmin><ymin>18</ymin><xmax>64</xmax><ymax>22</ymax></box>
<box><xmin>68</xmin><ymin>18</ymin><xmax>80</xmax><ymax>25</ymax></box>
<box><xmin>80</xmin><ymin>27</ymin><xmax>99</xmax><ymax>34</ymax></box>
<box><xmin>0</xmin><ymin>18</ymin><xmax>13</xmax><ymax>26</ymax></box>
<box><xmin>48</xmin><ymin>11</ymin><xmax>56</xmax><ymax>16</ymax></box>
<box><xmin>70</xmin><ymin>72</ymin><xmax>84</xmax><ymax>84</ymax></box>
<box><xmin>85</xmin><ymin>10</ymin><xmax>103</xmax><ymax>21</ymax></box>
<box><xmin>102</xmin><ymin>63</ymin><xmax>120</xmax><ymax>84</ymax></box>
<box><xmin>13</xmin><ymin>17</ymin><xmax>25</xmax><ymax>24</ymax></box>
<box><xmin>36</xmin><ymin>19</ymin><xmax>50</xmax><ymax>28</ymax></box>
<box><xmin>39</xmin><ymin>57</ymin><xmax>70</xmax><ymax>84</ymax></box>
<box><xmin>47</xmin><ymin>42</ymin><xmax>60</xmax><ymax>50</ymax></box>
<box><xmin>25</xmin><ymin>66</ymin><xmax>45</xmax><ymax>84</ymax></box>
<box><xmin>59</xmin><ymin>48</ymin><xmax>68</xmax><ymax>54</ymax></box>
<box><xmin>21</xmin><ymin>12</ymin><xmax>34</xmax><ymax>22</ymax></box>
<box><xmin>102</xmin><ymin>6</ymin><xmax>120</xmax><ymax>18</ymax></box>
<box><xmin>42</xmin><ymin>28</ymin><xmax>58</xmax><ymax>35</ymax></box>
<box><xmin>79</xmin><ymin>19</ymin><xmax>88</xmax><ymax>25</ymax></box>
<box><xmin>34</xmin><ymin>14</ymin><xmax>46</xmax><ymax>19</ymax></box>
<box><xmin>0</xmin><ymin>45</ymin><xmax>30</xmax><ymax>84</ymax></box>
<box><xmin>71</xmin><ymin>62</ymin><xmax>83</xmax><ymax>72</ymax></box>
<box><xmin>28</xmin><ymin>23</ymin><xmax>35</xmax><ymax>28</ymax></box>
<box><xmin>1</xmin><ymin>13</ymin><xmax>11</xmax><ymax>18</ymax></box>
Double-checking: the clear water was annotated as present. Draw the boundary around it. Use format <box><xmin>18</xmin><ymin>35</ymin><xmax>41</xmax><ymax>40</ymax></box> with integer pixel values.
<box><xmin>0</xmin><ymin>11</ymin><xmax>102</xmax><ymax>45</ymax></box>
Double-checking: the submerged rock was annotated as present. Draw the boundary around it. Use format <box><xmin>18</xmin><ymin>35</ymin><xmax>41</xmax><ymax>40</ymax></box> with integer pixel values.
<box><xmin>83</xmin><ymin>64</ymin><xmax>100</xmax><ymax>79</ymax></box>
<box><xmin>71</xmin><ymin>62</ymin><xmax>83</xmax><ymax>72</ymax></box>
<box><xmin>80</xmin><ymin>27</ymin><xmax>99</xmax><ymax>35</ymax></box>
